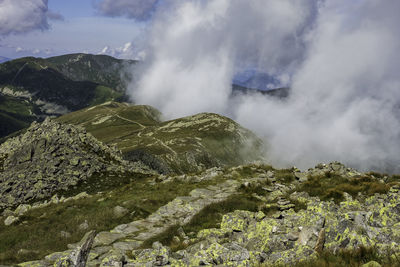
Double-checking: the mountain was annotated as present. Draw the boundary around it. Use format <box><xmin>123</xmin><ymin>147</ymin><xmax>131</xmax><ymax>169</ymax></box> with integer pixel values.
<box><xmin>0</xmin><ymin>54</ymin><xmax>133</xmax><ymax>138</ymax></box>
<box><xmin>0</xmin><ymin>57</ymin><xmax>10</xmax><ymax>64</ymax></box>
<box><xmin>46</xmin><ymin>53</ymin><xmax>137</xmax><ymax>92</ymax></box>
<box><xmin>1</xmin><ymin>56</ymin><xmax>400</xmax><ymax>266</ymax></box>
<box><xmin>232</xmin><ymin>83</ymin><xmax>290</xmax><ymax>98</ymax></box>
<box><xmin>233</xmin><ymin>70</ymin><xmax>280</xmax><ymax>91</ymax></box>
<box><xmin>58</xmin><ymin>101</ymin><xmax>264</xmax><ymax>174</ymax></box>
<box><xmin>0</xmin><ymin>115</ymin><xmax>399</xmax><ymax>266</ymax></box>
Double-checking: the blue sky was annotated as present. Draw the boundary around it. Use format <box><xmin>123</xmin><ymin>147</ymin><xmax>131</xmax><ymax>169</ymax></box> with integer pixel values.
<box><xmin>0</xmin><ymin>0</ymin><xmax>148</xmax><ymax>59</ymax></box>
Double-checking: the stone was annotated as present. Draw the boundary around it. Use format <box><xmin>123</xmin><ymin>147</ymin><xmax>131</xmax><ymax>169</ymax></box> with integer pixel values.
<box><xmin>93</xmin><ymin>232</ymin><xmax>125</xmax><ymax>247</ymax></box>
<box><xmin>314</xmin><ymin>228</ymin><xmax>325</xmax><ymax>253</ymax></box>
<box><xmin>14</xmin><ymin>204</ymin><xmax>31</xmax><ymax>216</ymax></box>
<box><xmin>111</xmin><ymin>223</ymin><xmax>140</xmax><ymax>235</ymax></box>
<box><xmin>113</xmin><ymin>241</ymin><xmax>142</xmax><ymax>251</ymax></box>
<box><xmin>69</xmin><ymin>230</ymin><xmax>96</xmax><ymax>267</ymax></box>
<box><xmin>4</xmin><ymin>215</ymin><xmax>18</xmax><ymax>226</ymax></box>
<box><xmin>362</xmin><ymin>261</ymin><xmax>382</xmax><ymax>267</ymax></box>
<box><xmin>78</xmin><ymin>220</ymin><xmax>89</xmax><ymax>231</ymax></box>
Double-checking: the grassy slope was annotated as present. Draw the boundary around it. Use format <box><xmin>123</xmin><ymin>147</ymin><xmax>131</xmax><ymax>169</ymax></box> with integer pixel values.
<box><xmin>57</xmin><ymin>102</ymin><xmax>264</xmax><ymax>173</ymax></box>
<box><xmin>0</xmin><ymin>171</ymin><xmax>225</xmax><ymax>264</ymax></box>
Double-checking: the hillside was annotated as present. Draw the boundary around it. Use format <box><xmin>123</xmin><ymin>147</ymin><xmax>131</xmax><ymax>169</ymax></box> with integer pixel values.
<box><xmin>0</xmin><ymin>53</ymin><xmax>289</xmax><ymax>140</ymax></box>
<box><xmin>0</xmin><ymin>54</ymin><xmax>133</xmax><ymax>138</ymax></box>
<box><xmin>0</xmin><ymin>121</ymin><xmax>399</xmax><ymax>266</ymax></box>
<box><xmin>58</xmin><ymin>102</ymin><xmax>264</xmax><ymax>174</ymax></box>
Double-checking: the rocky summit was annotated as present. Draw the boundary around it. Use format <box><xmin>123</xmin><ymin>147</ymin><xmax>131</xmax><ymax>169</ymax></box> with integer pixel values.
<box><xmin>0</xmin><ymin>117</ymin><xmax>150</xmax><ymax>210</ymax></box>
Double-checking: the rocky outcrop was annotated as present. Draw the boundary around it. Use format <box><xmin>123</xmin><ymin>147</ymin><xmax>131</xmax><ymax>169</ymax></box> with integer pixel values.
<box><xmin>15</xmin><ymin>162</ymin><xmax>400</xmax><ymax>266</ymax></box>
<box><xmin>165</xmin><ymin>185</ymin><xmax>400</xmax><ymax>266</ymax></box>
<box><xmin>0</xmin><ymin>118</ymin><xmax>150</xmax><ymax>210</ymax></box>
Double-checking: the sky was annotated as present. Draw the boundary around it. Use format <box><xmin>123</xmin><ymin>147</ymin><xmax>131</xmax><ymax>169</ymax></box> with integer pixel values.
<box><xmin>1</xmin><ymin>0</ymin><xmax>400</xmax><ymax>173</ymax></box>
<box><xmin>0</xmin><ymin>0</ymin><xmax>150</xmax><ymax>59</ymax></box>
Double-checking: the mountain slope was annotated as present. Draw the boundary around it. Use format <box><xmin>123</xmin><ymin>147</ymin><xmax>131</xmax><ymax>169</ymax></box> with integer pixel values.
<box><xmin>232</xmin><ymin>83</ymin><xmax>290</xmax><ymax>98</ymax></box>
<box><xmin>58</xmin><ymin>102</ymin><xmax>264</xmax><ymax>174</ymax></box>
<box><xmin>0</xmin><ymin>54</ymin><xmax>132</xmax><ymax>138</ymax></box>
<box><xmin>46</xmin><ymin>53</ymin><xmax>136</xmax><ymax>92</ymax></box>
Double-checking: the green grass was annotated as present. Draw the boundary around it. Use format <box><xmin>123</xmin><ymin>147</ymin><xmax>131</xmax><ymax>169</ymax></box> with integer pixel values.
<box><xmin>297</xmin><ymin>173</ymin><xmax>396</xmax><ymax>204</ymax></box>
<box><xmin>58</xmin><ymin>103</ymin><xmax>264</xmax><ymax>174</ymax></box>
<box><xmin>282</xmin><ymin>246</ymin><xmax>400</xmax><ymax>267</ymax></box>
<box><xmin>0</xmin><ymin>172</ymin><xmax>227</xmax><ymax>265</ymax></box>
<box><xmin>89</xmin><ymin>85</ymin><xmax>123</xmax><ymax>106</ymax></box>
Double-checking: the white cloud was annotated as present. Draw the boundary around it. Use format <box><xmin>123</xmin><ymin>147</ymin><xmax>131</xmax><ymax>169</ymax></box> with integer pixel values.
<box><xmin>98</xmin><ymin>42</ymin><xmax>139</xmax><ymax>59</ymax></box>
<box><xmin>0</xmin><ymin>0</ymin><xmax>49</xmax><ymax>36</ymax></box>
<box><xmin>94</xmin><ymin>0</ymin><xmax>158</xmax><ymax>21</ymax></box>
<box><xmin>128</xmin><ymin>0</ymin><xmax>400</xmax><ymax>173</ymax></box>
<box><xmin>130</xmin><ymin>0</ymin><xmax>317</xmax><ymax>118</ymax></box>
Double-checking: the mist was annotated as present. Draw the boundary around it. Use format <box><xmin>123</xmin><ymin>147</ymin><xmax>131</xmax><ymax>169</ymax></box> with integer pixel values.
<box><xmin>128</xmin><ymin>0</ymin><xmax>400</xmax><ymax>173</ymax></box>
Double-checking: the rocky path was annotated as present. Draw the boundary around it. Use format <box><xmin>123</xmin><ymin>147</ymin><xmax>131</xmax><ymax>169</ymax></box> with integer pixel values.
<box><xmin>18</xmin><ymin>176</ymin><xmax>251</xmax><ymax>266</ymax></box>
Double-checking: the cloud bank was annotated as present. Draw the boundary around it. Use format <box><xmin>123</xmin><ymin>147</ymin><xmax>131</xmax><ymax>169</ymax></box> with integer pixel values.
<box><xmin>94</xmin><ymin>0</ymin><xmax>159</xmax><ymax>21</ymax></box>
<box><xmin>0</xmin><ymin>0</ymin><xmax>61</xmax><ymax>36</ymax></box>
<box><xmin>128</xmin><ymin>0</ymin><xmax>400</xmax><ymax>173</ymax></box>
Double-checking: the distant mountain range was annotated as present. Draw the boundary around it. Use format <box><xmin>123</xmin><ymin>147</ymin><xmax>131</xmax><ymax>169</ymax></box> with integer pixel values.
<box><xmin>233</xmin><ymin>70</ymin><xmax>282</xmax><ymax>91</ymax></box>
<box><xmin>0</xmin><ymin>53</ymin><xmax>136</xmax><ymax>138</ymax></box>
<box><xmin>0</xmin><ymin>53</ymin><xmax>289</xmax><ymax>140</ymax></box>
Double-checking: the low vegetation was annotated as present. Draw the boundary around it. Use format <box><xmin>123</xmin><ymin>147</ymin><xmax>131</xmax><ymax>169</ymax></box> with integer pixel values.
<box><xmin>0</xmin><ymin>172</ymin><xmax>226</xmax><ymax>264</ymax></box>
<box><xmin>288</xmin><ymin>246</ymin><xmax>400</xmax><ymax>267</ymax></box>
<box><xmin>297</xmin><ymin>172</ymin><xmax>397</xmax><ymax>203</ymax></box>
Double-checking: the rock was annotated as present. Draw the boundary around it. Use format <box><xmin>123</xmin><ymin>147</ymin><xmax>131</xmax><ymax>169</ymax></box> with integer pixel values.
<box><xmin>1</xmin><ymin>209</ymin><xmax>13</xmax><ymax>217</ymax></box>
<box><xmin>362</xmin><ymin>261</ymin><xmax>382</xmax><ymax>267</ymax></box>
<box><xmin>0</xmin><ymin>118</ymin><xmax>150</xmax><ymax>210</ymax></box>
<box><xmin>113</xmin><ymin>241</ymin><xmax>142</xmax><ymax>251</ymax></box>
<box><xmin>113</xmin><ymin>206</ymin><xmax>129</xmax><ymax>219</ymax></box>
<box><xmin>69</xmin><ymin>230</ymin><xmax>96</xmax><ymax>267</ymax></box>
<box><xmin>72</xmin><ymin>192</ymin><xmax>89</xmax><ymax>200</ymax></box>
<box><xmin>93</xmin><ymin>232</ymin><xmax>125</xmax><ymax>247</ymax></box>
<box><xmin>4</xmin><ymin>215</ymin><xmax>18</xmax><ymax>226</ymax></box>
<box><xmin>314</xmin><ymin>228</ymin><xmax>325</xmax><ymax>253</ymax></box>
<box><xmin>14</xmin><ymin>204</ymin><xmax>31</xmax><ymax>216</ymax></box>
<box><xmin>78</xmin><ymin>220</ymin><xmax>89</xmax><ymax>231</ymax></box>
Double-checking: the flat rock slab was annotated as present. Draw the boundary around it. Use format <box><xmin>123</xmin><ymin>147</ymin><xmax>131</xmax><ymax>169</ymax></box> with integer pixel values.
<box><xmin>113</xmin><ymin>240</ymin><xmax>143</xmax><ymax>251</ymax></box>
<box><xmin>111</xmin><ymin>223</ymin><xmax>140</xmax><ymax>235</ymax></box>
<box><xmin>93</xmin><ymin>232</ymin><xmax>125</xmax><ymax>247</ymax></box>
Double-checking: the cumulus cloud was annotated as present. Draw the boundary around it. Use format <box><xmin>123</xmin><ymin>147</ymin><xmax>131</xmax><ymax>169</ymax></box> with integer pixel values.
<box><xmin>98</xmin><ymin>42</ymin><xmax>143</xmax><ymax>59</ymax></box>
<box><xmin>128</xmin><ymin>0</ymin><xmax>400</xmax><ymax>173</ymax></box>
<box><xmin>131</xmin><ymin>0</ymin><xmax>317</xmax><ymax>117</ymax></box>
<box><xmin>0</xmin><ymin>0</ymin><xmax>51</xmax><ymax>36</ymax></box>
<box><xmin>94</xmin><ymin>0</ymin><xmax>159</xmax><ymax>21</ymax></box>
